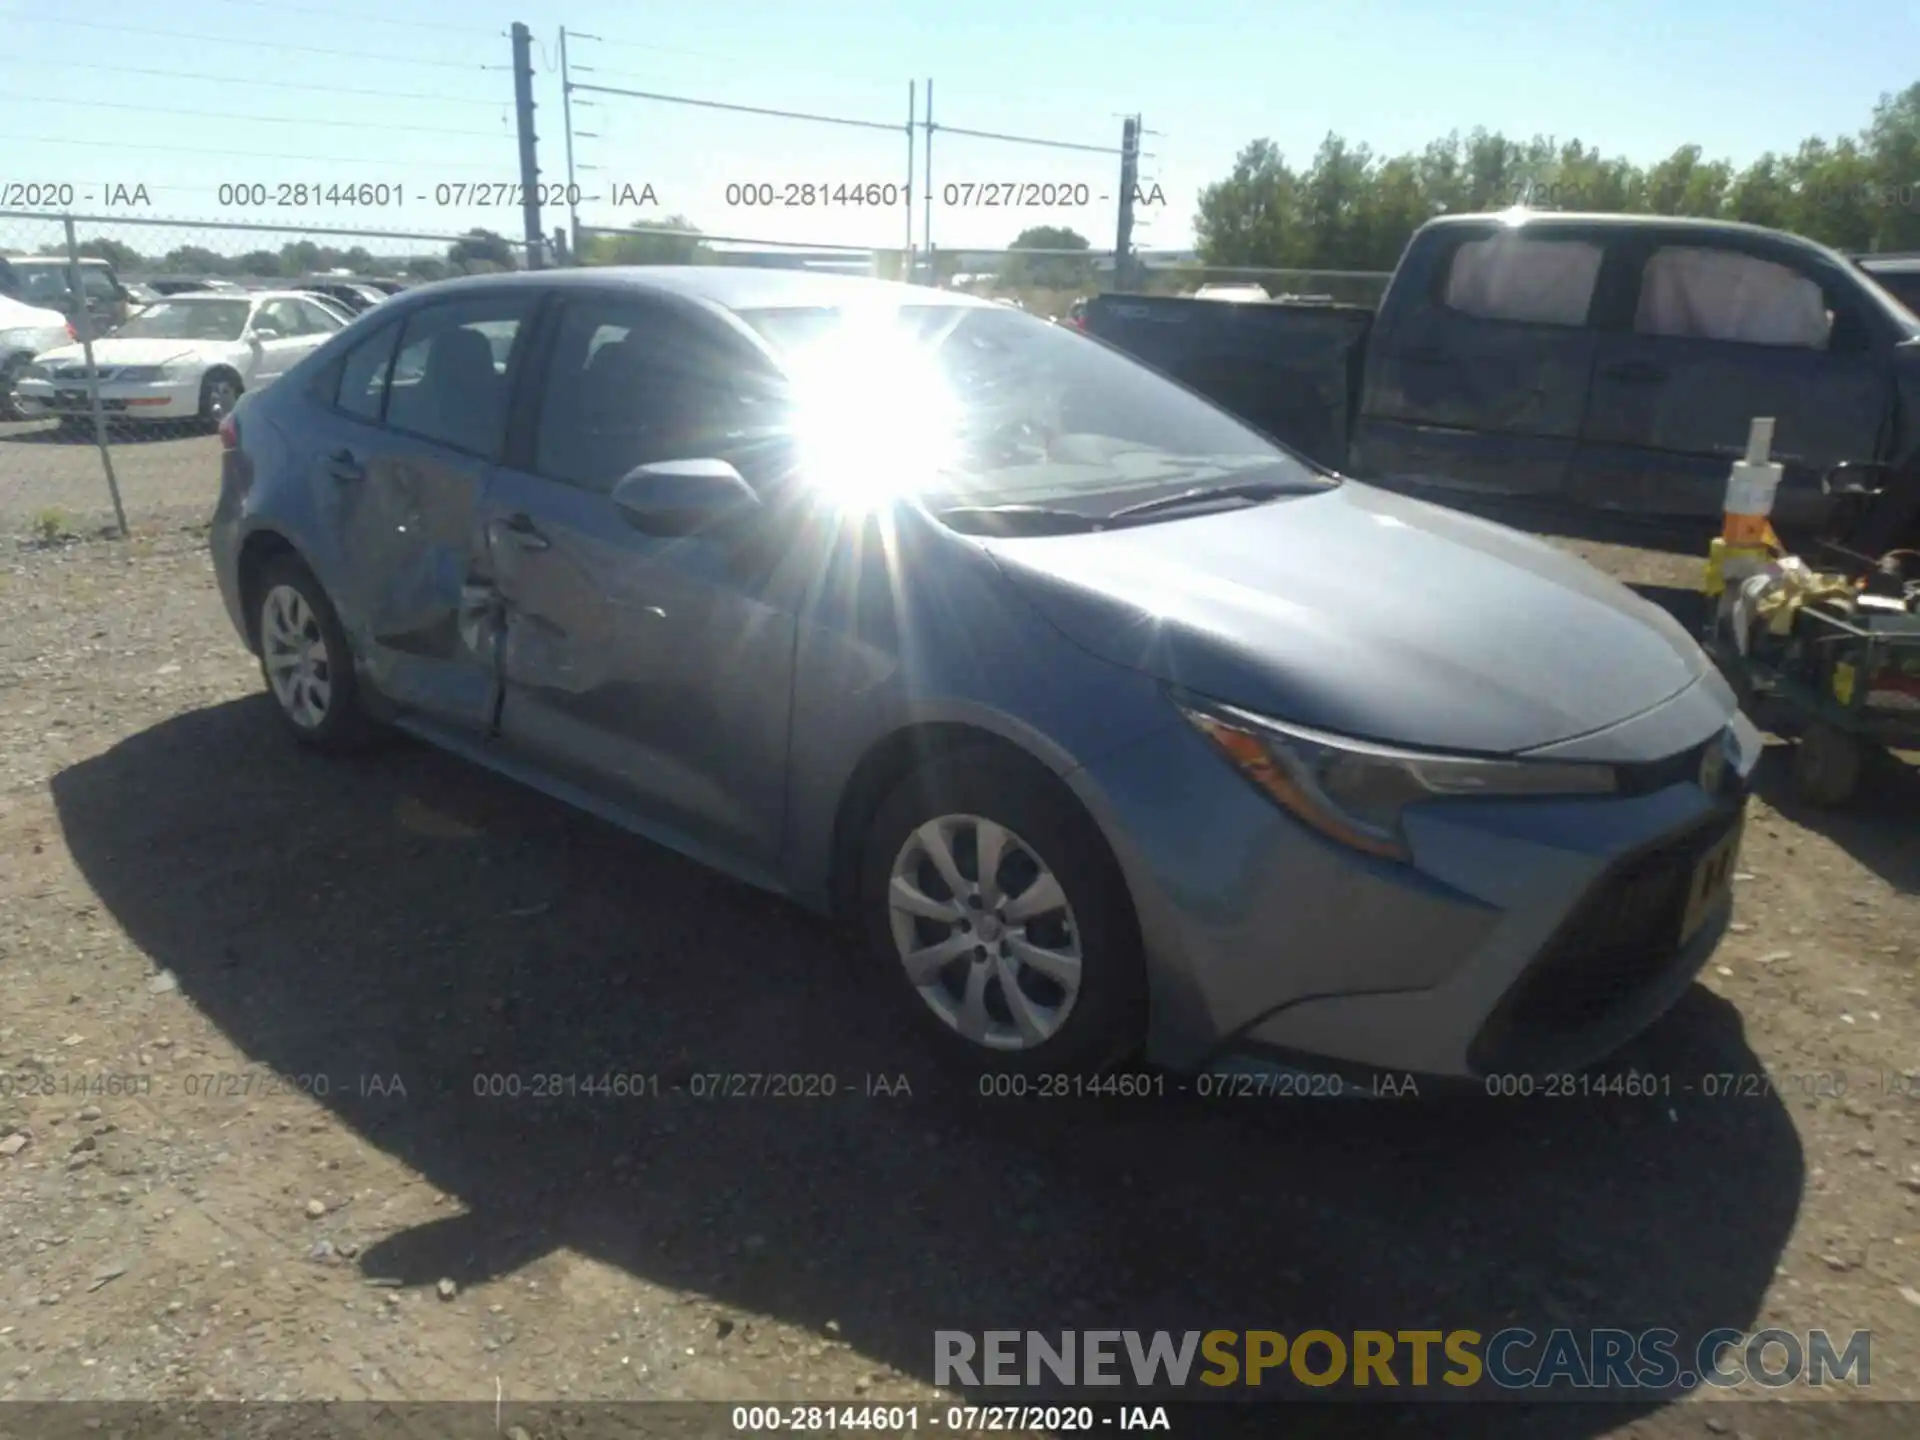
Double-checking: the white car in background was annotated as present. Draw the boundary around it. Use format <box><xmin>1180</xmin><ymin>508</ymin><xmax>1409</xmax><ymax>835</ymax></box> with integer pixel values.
<box><xmin>14</xmin><ymin>290</ymin><xmax>345</xmax><ymax>430</ymax></box>
<box><xmin>0</xmin><ymin>294</ymin><xmax>72</xmax><ymax>420</ymax></box>
<box><xmin>1191</xmin><ymin>282</ymin><xmax>1272</xmax><ymax>302</ymax></box>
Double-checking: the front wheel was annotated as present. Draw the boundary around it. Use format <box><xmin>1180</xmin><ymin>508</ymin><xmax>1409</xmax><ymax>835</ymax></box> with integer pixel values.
<box><xmin>253</xmin><ymin>554</ymin><xmax>378</xmax><ymax>753</ymax></box>
<box><xmin>858</xmin><ymin>749</ymin><xmax>1146</xmax><ymax>1075</ymax></box>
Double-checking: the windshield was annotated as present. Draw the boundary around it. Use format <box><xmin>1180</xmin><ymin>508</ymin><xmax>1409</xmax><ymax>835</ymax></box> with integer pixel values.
<box><xmin>12</xmin><ymin>264</ymin><xmax>74</xmax><ymax>306</ymax></box>
<box><xmin>737</xmin><ymin>301</ymin><xmax>1331</xmax><ymax>517</ymax></box>
<box><xmin>112</xmin><ymin>298</ymin><xmax>252</xmax><ymax>342</ymax></box>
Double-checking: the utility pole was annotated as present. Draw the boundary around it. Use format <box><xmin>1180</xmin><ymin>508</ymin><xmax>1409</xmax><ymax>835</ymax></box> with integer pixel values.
<box><xmin>559</xmin><ymin>27</ymin><xmax>582</xmax><ymax>261</ymax></box>
<box><xmin>1114</xmin><ymin>114</ymin><xmax>1141</xmax><ymax>293</ymax></box>
<box><xmin>511</xmin><ymin>22</ymin><xmax>545</xmax><ymax>268</ymax></box>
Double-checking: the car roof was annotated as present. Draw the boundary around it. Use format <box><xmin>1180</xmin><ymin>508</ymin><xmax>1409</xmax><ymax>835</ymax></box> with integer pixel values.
<box><xmin>153</xmin><ymin>290</ymin><xmax>281</xmax><ymax>302</ymax></box>
<box><xmin>399</xmin><ymin>265</ymin><xmax>995</xmax><ymax>315</ymax></box>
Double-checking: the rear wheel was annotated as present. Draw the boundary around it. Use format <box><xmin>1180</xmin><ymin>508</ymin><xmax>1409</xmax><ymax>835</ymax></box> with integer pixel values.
<box><xmin>253</xmin><ymin>554</ymin><xmax>377</xmax><ymax>753</ymax></box>
<box><xmin>0</xmin><ymin>355</ymin><xmax>27</xmax><ymax>421</ymax></box>
<box><xmin>858</xmin><ymin>749</ymin><xmax>1146</xmax><ymax>1075</ymax></box>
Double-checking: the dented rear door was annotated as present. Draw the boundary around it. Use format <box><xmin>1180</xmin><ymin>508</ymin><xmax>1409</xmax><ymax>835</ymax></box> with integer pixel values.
<box><xmin>318</xmin><ymin>292</ymin><xmax>540</xmax><ymax>728</ymax></box>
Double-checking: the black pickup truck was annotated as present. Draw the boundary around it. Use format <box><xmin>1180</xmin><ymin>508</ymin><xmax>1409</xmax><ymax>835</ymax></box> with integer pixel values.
<box><xmin>1087</xmin><ymin>212</ymin><xmax>1920</xmax><ymax>530</ymax></box>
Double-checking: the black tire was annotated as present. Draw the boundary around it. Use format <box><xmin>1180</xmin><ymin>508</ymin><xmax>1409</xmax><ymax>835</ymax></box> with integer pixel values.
<box><xmin>252</xmin><ymin>553</ymin><xmax>379</xmax><ymax>754</ymax></box>
<box><xmin>199</xmin><ymin>369</ymin><xmax>242</xmax><ymax>429</ymax></box>
<box><xmin>1792</xmin><ymin>721</ymin><xmax>1863</xmax><ymax>807</ymax></box>
<box><xmin>857</xmin><ymin>747</ymin><xmax>1147</xmax><ymax>1076</ymax></box>
<box><xmin>0</xmin><ymin>357</ymin><xmax>26</xmax><ymax>422</ymax></box>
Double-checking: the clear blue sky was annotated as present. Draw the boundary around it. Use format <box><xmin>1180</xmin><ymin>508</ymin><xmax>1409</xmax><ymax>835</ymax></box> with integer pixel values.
<box><xmin>0</xmin><ymin>0</ymin><xmax>1908</xmax><ymax>261</ymax></box>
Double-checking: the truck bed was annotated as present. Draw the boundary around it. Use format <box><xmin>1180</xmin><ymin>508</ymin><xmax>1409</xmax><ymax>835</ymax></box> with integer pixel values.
<box><xmin>1083</xmin><ymin>295</ymin><xmax>1372</xmax><ymax>472</ymax></box>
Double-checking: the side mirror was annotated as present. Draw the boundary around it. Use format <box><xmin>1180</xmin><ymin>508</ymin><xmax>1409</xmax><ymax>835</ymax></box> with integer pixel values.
<box><xmin>610</xmin><ymin>458</ymin><xmax>761</xmax><ymax>536</ymax></box>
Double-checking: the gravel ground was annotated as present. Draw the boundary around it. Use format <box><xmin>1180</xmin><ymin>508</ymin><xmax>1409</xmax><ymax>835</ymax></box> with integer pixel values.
<box><xmin>0</xmin><ymin>500</ymin><xmax>1914</xmax><ymax>1440</ymax></box>
<box><xmin>0</xmin><ymin>418</ymin><xmax>218</xmax><ymax>533</ymax></box>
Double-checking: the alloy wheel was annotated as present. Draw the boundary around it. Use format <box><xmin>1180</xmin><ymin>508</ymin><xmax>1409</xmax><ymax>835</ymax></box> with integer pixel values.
<box><xmin>887</xmin><ymin>813</ymin><xmax>1084</xmax><ymax>1050</ymax></box>
<box><xmin>261</xmin><ymin>583</ymin><xmax>332</xmax><ymax>730</ymax></box>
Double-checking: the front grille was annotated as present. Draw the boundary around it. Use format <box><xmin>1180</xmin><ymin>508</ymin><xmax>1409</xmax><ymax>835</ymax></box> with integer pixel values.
<box><xmin>1467</xmin><ymin>802</ymin><xmax>1742</xmax><ymax>1075</ymax></box>
<box><xmin>52</xmin><ymin>366</ymin><xmax>115</xmax><ymax>382</ymax></box>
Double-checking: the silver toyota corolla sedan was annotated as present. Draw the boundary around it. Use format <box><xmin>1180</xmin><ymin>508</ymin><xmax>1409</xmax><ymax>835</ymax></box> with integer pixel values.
<box><xmin>209</xmin><ymin>267</ymin><xmax>1759</xmax><ymax>1082</ymax></box>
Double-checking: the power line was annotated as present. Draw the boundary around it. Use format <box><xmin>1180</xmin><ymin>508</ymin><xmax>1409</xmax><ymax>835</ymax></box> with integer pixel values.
<box><xmin>28</xmin><ymin>60</ymin><xmax>509</xmax><ymax>106</ymax></box>
<box><xmin>12</xmin><ymin>95</ymin><xmax>504</xmax><ymax>138</ymax></box>
<box><xmin>189</xmin><ymin>0</ymin><xmax>496</xmax><ymax>35</ymax></box>
<box><xmin>10</xmin><ymin>17</ymin><xmax>508</xmax><ymax>70</ymax></box>
<box><xmin>568</xmin><ymin>32</ymin><xmax>747</xmax><ymax>64</ymax></box>
<box><xmin>933</xmin><ymin>124</ymin><xmax>1124</xmax><ymax>157</ymax></box>
<box><xmin>4</xmin><ymin>134</ymin><xmax>520</xmax><ymax>171</ymax></box>
<box><xmin>569</xmin><ymin>82</ymin><xmax>898</xmax><ymax>134</ymax></box>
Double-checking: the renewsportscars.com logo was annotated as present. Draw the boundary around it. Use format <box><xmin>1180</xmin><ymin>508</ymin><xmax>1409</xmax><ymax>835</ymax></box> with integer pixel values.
<box><xmin>933</xmin><ymin>1328</ymin><xmax>1871</xmax><ymax>1395</ymax></box>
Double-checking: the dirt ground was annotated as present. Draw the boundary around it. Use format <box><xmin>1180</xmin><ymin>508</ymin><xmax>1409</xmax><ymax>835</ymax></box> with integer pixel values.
<box><xmin>0</xmin><ymin>484</ymin><xmax>1916</xmax><ymax>1440</ymax></box>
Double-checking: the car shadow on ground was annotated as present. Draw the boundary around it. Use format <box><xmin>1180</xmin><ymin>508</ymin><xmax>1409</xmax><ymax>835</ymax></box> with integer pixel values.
<box><xmin>52</xmin><ymin>699</ymin><xmax>1806</xmax><ymax>1435</ymax></box>
<box><xmin>1749</xmin><ymin>744</ymin><xmax>1920</xmax><ymax>896</ymax></box>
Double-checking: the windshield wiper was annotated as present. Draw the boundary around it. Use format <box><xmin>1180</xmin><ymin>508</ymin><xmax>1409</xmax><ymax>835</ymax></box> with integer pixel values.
<box><xmin>1106</xmin><ymin>480</ymin><xmax>1303</xmax><ymax>524</ymax></box>
<box><xmin>933</xmin><ymin>504</ymin><xmax>1101</xmax><ymax>536</ymax></box>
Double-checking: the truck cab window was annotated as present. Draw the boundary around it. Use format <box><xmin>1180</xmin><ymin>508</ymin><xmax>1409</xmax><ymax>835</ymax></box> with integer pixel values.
<box><xmin>1633</xmin><ymin>246</ymin><xmax>1832</xmax><ymax>349</ymax></box>
<box><xmin>1441</xmin><ymin>235</ymin><xmax>1603</xmax><ymax>327</ymax></box>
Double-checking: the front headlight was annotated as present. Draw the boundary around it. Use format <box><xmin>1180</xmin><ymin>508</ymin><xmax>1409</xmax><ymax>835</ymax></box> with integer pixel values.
<box><xmin>18</xmin><ymin>362</ymin><xmax>50</xmax><ymax>382</ymax></box>
<box><xmin>1176</xmin><ymin>695</ymin><xmax>1617</xmax><ymax>861</ymax></box>
<box><xmin>113</xmin><ymin>366</ymin><xmax>166</xmax><ymax>382</ymax></box>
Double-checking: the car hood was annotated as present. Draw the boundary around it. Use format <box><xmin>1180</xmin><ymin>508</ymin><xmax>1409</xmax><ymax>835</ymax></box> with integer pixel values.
<box><xmin>32</xmin><ymin>338</ymin><xmax>210</xmax><ymax>367</ymax></box>
<box><xmin>0</xmin><ymin>296</ymin><xmax>67</xmax><ymax>331</ymax></box>
<box><xmin>975</xmin><ymin>481</ymin><xmax>1711</xmax><ymax>755</ymax></box>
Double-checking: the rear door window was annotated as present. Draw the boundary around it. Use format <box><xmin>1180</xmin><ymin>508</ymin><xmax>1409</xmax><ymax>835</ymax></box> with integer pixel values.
<box><xmin>384</xmin><ymin>296</ymin><xmax>534</xmax><ymax>458</ymax></box>
<box><xmin>1442</xmin><ymin>235</ymin><xmax>1604</xmax><ymax>327</ymax></box>
<box><xmin>334</xmin><ymin>320</ymin><xmax>401</xmax><ymax>422</ymax></box>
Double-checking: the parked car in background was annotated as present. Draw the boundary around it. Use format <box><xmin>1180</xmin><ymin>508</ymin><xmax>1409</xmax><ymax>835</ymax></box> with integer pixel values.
<box><xmin>1191</xmin><ymin>282</ymin><xmax>1271</xmax><ymax>302</ymax></box>
<box><xmin>292</xmin><ymin>292</ymin><xmax>359</xmax><ymax>326</ymax></box>
<box><xmin>140</xmin><ymin>277</ymin><xmax>248</xmax><ymax>297</ymax></box>
<box><xmin>14</xmin><ymin>290</ymin><xmax>344</xmax><ymax>429</ymax></box>
<box><xmin>292</xmin><ymin>278</ymin><xmax>389</xmax><ymax>315</ymax></box>
<box><xmin>1088</xmin><ymin>212</ymin><xmax>1920</xmax><ymax>532</ymax></box>
<box><xmin>0</xmin><ymin>294</ymin><xmax>72</xmax><ymax>420</ymax></box>
<box><xmin>0</xmin><ymin>256</ymin><xmax>134</xmax><ymax>332</ymax></box>
<box><xmin>208</xmin><ymin>266</ymin><xmax>1756</xmax><ymax>1084</ymax></box>
<box><xmin>359</xmin><ymin>278</ymin><xmax>409</xmax><ymax>296</ymax></box>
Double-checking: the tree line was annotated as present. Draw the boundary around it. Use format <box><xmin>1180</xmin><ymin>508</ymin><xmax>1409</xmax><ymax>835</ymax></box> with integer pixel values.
<box><xmin>1194</xmin><ymin>82</ymin><xmax>1920</xmax><ymax>272</ymax></box>
<box><xmin>16</xmin><ymin>228</ymin><xmax>529</xmax><ymax>280</ymax></box>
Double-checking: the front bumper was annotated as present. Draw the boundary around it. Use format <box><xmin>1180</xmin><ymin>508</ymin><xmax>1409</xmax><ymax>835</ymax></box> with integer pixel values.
<box><xmin>14</xmin><ymin>374</ymin><xmax>201</xmax><ymax>420</ymax></box>
<box><xmin>1074</xmin><ymin>680</ymin><xmax>1751</xmax><ymax>1079</ymax></box>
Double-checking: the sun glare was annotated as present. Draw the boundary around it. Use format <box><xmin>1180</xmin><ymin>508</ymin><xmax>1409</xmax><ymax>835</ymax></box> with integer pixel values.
<box><xmin>784</xmin><ymin>310</ymin><xmax>963</xmax><ymax>511</ymax></box>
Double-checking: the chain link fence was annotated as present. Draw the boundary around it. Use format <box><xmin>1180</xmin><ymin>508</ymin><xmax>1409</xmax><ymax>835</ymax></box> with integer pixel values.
<box><xmin>0</xmin><ymin>211</ymin><xmax>532</xmax><ymax>537</ymax></box>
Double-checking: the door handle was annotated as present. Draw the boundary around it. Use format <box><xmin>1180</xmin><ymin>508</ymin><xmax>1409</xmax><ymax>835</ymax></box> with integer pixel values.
<box><xmin>324</xmin><ymin>446</ymin><xmax>364</xmax><ymax>483</ymax></box>
<box><xmin>1600</xmin><ymin>360</ymin><xmax>1667</xmax><ymax>384</ymax></box>
<box><xmin>500</xmin><ymin>512</ymin><xmax>551</xmax><ymax>551</ymax></box>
